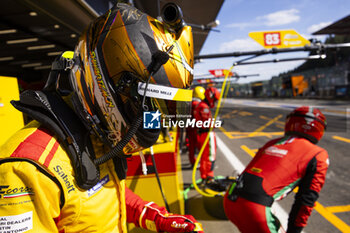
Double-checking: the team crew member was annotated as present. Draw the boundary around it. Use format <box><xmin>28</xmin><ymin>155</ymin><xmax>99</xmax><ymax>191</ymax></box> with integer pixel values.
<box><xmin>193</xmin><ymin>87</ymin><xmax>220</xmax><ymax>180</ymax></box>
<box><xmin>0</xmin><ymin>3</ymin><xmax>203</xmax><ymax>233</ymax></box>
<box><xmin>223</xmin><ymin>106</ymin><xmax>329</xmax><ymax>233</ymax></box>
<box><xmin>187</xmin><ymin>86</ymin><xmax>206</xmax><ymax>167</ymax></box>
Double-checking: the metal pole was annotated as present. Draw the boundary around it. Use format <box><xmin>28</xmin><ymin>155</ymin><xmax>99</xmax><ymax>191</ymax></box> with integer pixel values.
<box><xmin>194</xmin><ymin>43</ymin><xmax>350</xmax><ymax>60</ymax></box>
<box><xmin>150</xmin><ymin>146</ymin><xmax>171</xmax><ymax>212</ymax></box>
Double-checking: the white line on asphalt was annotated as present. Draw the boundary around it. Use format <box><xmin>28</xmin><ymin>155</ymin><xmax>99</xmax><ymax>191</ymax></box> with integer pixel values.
<box><xmin>224</xmin><ymin>98</ymin><xmax>349</xmax><ymax>118</ymax></box>
<box><xmin>216</xmin><ymin>135</ymin><xmax>291</xmax><ymax>231</ymax></box>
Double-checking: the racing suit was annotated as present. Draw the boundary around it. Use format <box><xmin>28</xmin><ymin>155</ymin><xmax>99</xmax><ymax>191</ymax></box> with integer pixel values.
<box><xmin>0</xmin><ymin>121</ymin><xmax>201</xmax><ymax>232</ymax></box>
<box><xmin>193</xmin><ymin>101</ymin><xmax>217</xmax><ymax>180</ymax></box>
<box><xmin>187</xmin><ymin>98</ymin><xmax>201</xmax><ymax>166</ymax></box>
<box><xmin>223</xmin><ymin>136</ymin><xmax>329</xmax><ymax>233</ymax></box>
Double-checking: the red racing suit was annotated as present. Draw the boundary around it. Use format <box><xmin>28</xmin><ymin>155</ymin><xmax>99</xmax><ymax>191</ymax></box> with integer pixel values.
<box><xmin>192</xmin><ymin>101</ymin><xmax>217</xmax><ymax>179</ymax></box>
<box><xmin>223</xmin><ymin>136</ymin><xmax>329</xmax><ymax>233</ymax></box>
<box><xmin>0</xmin><ymin>121</ymin><xmax>201</xmax><ymax>233</ymax></box>
<box><xmin>187</xmin><ymin>98</ymin><xmax>201</xmax><ymax>166</ymax></box>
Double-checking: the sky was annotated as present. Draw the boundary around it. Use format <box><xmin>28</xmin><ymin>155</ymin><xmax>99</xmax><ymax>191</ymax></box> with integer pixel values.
<box><xmin>194</xmin><ymin>0</ymin><xmax>350</xmax><ymax>84</ymax></box>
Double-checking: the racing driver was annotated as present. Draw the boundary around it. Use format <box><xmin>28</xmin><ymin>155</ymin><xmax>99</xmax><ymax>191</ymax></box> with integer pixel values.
<box><xmin>0</xmin><ymin>3</ymin><xmax>203</xmax><ymax>233</ymax></box>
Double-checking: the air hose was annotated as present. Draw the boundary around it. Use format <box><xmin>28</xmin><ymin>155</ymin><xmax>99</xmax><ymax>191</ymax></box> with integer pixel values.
<box><xmin>191</xmin><ymin>65</ymin><xmax>235</xmax><ymax>197</ymax></box>
<box><xmin>94</xmin><ymin>109</ymin><xmax>143</xmax><ymax>165</ymax></box>
<box><xmin>94</xmin><ymin>49</ymin><xmax>171</xmax><ymax>165</ymax></box>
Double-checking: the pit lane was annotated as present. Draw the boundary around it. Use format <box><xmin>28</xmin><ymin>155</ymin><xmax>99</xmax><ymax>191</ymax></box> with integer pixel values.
<box><xmin>181</xmin><ymin>98</ymin><xmax>350</xmax><ymax>233</ymax></box>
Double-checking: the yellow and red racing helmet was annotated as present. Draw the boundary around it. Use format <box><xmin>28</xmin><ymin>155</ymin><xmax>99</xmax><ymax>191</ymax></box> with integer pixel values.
<box><xmin>69</xmin><ymin>3</ymin><xmax>193</xmax><ymax>155</ymax></box>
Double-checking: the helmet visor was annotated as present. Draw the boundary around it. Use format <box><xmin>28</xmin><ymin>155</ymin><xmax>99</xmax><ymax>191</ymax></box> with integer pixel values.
<box><xmin>138</xmin><ymin>82</ymin><xmax>192</xmax><ymax>118</ymax></box>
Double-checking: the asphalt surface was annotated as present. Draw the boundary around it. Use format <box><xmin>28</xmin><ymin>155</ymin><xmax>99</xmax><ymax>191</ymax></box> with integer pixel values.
<box><xmin>180</xmin><ymin>98</ymin><xmax>350</xmax><ymax>233</ymax></box>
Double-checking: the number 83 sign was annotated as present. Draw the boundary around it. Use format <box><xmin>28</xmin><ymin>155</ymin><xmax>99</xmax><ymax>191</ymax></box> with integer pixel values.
<box><xmin>249</xmin><ymin>29</ymin><xmax>310</xmax><ymax>49</ymax></box>
<box><xmin>264</xmin><ymin>32</ymin><xmax>281</xmax><ymax>46</ymax></box>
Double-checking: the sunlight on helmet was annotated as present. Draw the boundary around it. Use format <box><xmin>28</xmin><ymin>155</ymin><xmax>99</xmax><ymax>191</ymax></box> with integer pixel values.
<box><xmin>69</xmin><ymin>3</ymin><xmax>194</xmax><ymax>155</ymax></box>
<box><xmin>193</xmin><ymin>86</ymin><xmax>206</xmax><ymax>100</ymax></box>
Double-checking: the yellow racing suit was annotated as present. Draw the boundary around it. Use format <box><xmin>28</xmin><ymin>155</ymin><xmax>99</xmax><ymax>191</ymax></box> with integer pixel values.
<box><xmin>0</xmin><ymin>121</ymin><xmax>127</xmax><ymax>233</ymax></box>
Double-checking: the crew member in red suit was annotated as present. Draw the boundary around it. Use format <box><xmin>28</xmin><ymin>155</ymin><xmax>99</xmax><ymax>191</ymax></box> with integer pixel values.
<box><xmin>193</xmin><ymin>87</ymin><xmax>220</xmax><ymax>180</ymax></box>
<box><xmin>187</xmin><ymin>86</ymin><xmax>206</xmax><ymax>167</ymax></box>
<box><xmin>223</xmin><ymin>106</ymin><xmax>329</xmax><ymax>233</ymax></box>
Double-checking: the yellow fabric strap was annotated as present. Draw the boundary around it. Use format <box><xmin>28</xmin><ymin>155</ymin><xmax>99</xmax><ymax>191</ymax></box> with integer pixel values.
<box><xmin>173</xmin><ymin>88</ymin><xmax>192</xmax><ymax>101</ymax></box>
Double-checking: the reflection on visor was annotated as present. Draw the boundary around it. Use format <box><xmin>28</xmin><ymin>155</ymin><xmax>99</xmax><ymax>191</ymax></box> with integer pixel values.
<box><xmin>137</xmin><ymin>82</ymin><xmax>192</xmax><ymax>118</ymax></box>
